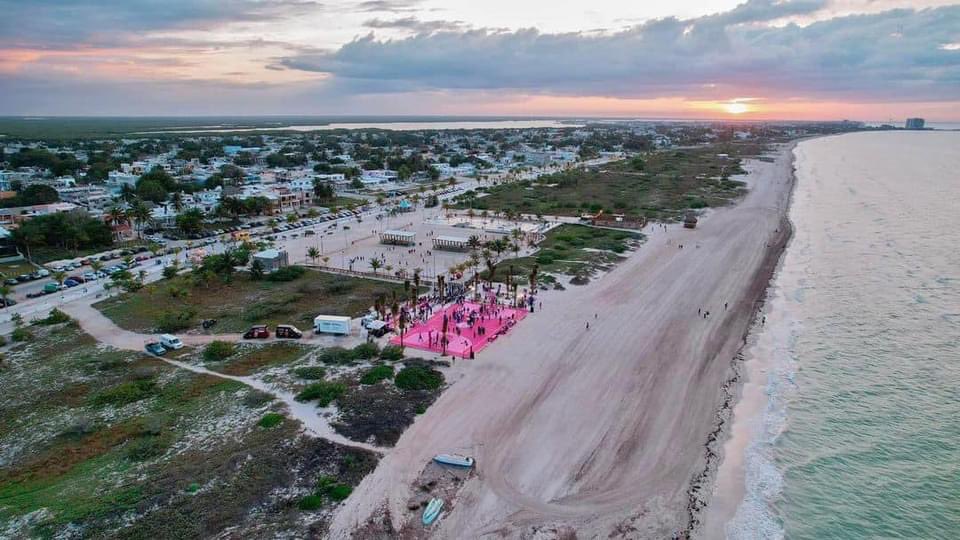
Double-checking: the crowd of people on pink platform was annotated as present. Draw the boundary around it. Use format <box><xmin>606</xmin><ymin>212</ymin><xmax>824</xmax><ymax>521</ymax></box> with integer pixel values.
<box><xmin>390</xmin><ymin>292</ymin><xmax>529</xmax><ymax>359</ymax></box>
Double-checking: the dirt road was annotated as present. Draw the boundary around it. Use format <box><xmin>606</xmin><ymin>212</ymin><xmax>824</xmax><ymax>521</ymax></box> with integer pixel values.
<box><xmin>330</xmin><ymin>144</ymin><xmax>796</xmax><ymax>538</ymax></box>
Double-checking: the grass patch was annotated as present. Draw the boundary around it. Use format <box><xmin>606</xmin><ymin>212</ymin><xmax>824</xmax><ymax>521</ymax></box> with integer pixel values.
<box><xmin>317</xmin><ymin>342</ymin><xmax>380</xmax><ymax>365</ymax></box>
<box><xmin>257</xmin><ymin>412</ymin><xmax>285</xmax><ymax>429</ymax></box>
<box><xmin>202</xmin><ymin>340</ymin><xmax>237</xmax><ymax>362</ymax></box>
<box><xmin>295</xmin><ymin>381</ymin><xmax>347</xmax><ymax>407</ymax></box>
<box><xmin>395</xmin><ymin>366</ymin><xmax>444</xmax><ymax>391</ymax></box>
<box><xmin>91</xmin><ymin>379</ymin><xmax>157</xmax><ymax>407</ymax></box>
<box><xmin>292</xmin><ymin>366</ymin><xmax>327</xmax><ymax>380</ymax></box>
<box><xmin>208</xmin><ymin>342</ymin><xmax>307</xmax><ymax>376</ymax></box>
<box><xmin>359</xmin><ymin>365</ymin><xmax>394</xmax><ymax>385</ymax></box>
<box><xmin>94</xmin><ymin>270</ymin><xmax>407</xmax><ymax>334</ymax></box>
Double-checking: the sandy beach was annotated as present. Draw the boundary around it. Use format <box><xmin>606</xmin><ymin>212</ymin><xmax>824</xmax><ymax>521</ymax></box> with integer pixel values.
<box><xmin>329</xmin><ymin>142</ymin><xmax>797</xmax><ymax>539</ymax></box>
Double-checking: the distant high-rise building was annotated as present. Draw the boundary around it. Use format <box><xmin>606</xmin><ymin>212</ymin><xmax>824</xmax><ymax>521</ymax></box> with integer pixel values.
<box><xmin>905</xmin><ymin>118</ymin><xmax>926</xmax><ymax>130</ymax></box>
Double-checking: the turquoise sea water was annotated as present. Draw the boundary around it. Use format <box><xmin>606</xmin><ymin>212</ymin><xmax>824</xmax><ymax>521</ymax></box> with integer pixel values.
<box><xmin>731</xmin><ymin>131</ymin><xmax>960</xmax><ymax>539</ymax></box>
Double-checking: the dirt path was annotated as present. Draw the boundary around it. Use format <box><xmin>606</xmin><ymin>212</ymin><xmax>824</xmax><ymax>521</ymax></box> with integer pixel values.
<box><xmin>59</xmin><ymin>301</ymin><xmax>386</xmax><ymax>454</ymax></box>
<box><xmin>330</xmin><ymin>144</ymin><xmax>797</xmax><ymax>538</ymax></box>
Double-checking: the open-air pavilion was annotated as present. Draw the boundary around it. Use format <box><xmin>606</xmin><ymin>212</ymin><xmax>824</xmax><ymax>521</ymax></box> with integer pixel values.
<box><xmin>432</xmin><ymin>235</ymin><xmax>470</xmax><ymax>251</ymax></box>
<box><xmin>379</xmin><ymin>229</ymin><xmax>416</xmax><ymax>246</ymax></box>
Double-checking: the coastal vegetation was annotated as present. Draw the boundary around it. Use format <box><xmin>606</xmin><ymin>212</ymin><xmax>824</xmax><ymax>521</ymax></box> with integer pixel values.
<box><xmin>94</xmin><ymin>269</ymin><xmax>407</xmax><ymax>333</ymax></box>
<box><xmin>453</xmin><ymin>144</ymin><xmax>754</xmax><ymax>221</ymax></box>
<box><xmin>484</xmin><ymin>224</ymin><xmax>642</xmax><ymax>285</ymax></box>
<box><xmin>0</xmin><ymin>319</ymin><xmax>378</xmax><ymax>538</ymax></box>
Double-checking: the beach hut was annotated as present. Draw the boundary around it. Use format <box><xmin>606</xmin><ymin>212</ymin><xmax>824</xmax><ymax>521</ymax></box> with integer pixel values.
<box><xmin>380</xmin><ymin>230</ymin><xmax>416</xmax><ymax>246</ymax></box>
<box><xmin>683</xmin><ymin>212</ymin><xmax>699</xmax><ymax>229</ymax></box>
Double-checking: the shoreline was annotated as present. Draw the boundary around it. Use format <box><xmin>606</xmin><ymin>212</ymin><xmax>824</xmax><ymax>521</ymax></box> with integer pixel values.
<box><xmin>693</xmin><ymin>140</ymin><xmax>801</xmax><ymax>538</ymax></box>
<box><xmin>331</xmin><ymin>141</ymin><xmax>801</xmax><ymax>539</ymax></box>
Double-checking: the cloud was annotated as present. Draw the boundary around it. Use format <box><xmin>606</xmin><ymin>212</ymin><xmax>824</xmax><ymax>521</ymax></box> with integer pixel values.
<box><xmin>353</xmin><ymin>0</ymin><xmax>424</xmax><ymax>13</ymax></box>
<box><xmin>363</xmin><ymin>16</ymin><xmax>466</xmax><ymax>33</ymax></box>
<box><xmin>0</xmin><ymin>0</ymin><xmax>323</xmax><ymax>47</ymax></box>
<box><xmin>280</xmin><ymin>1</ymin><xmax>960</xmax><ymax>102</ymax></box>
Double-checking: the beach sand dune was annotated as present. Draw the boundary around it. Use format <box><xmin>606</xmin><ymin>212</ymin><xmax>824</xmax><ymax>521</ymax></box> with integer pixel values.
<box><xmin>331</xmin><ymin>144</ymin><xmax>796</xmax><ymax>539</ymax></box>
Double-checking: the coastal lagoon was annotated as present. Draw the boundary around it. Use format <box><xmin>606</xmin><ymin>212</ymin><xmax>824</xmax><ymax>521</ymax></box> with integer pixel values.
<box><xmin>137</xmin><ymin>119</ymin><xmax>582</xmax><ymax>134</ymax></box>
<box><xmin>725</xmin><ymin>132</ymin><xmax>960</xmax><ymax>538</ymax></box>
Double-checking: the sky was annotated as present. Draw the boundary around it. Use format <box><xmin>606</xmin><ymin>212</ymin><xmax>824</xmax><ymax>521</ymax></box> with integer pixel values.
<box><xmin>0</xmin><ymin>0</ymin><xmax>958</xmax><ymax>121</ymax></box>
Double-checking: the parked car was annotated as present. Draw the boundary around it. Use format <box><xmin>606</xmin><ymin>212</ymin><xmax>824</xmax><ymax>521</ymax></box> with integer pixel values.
<box><xmin>145</xmin><ymin>342</ymin><xmax>167</xmax><ymax>356</ymax></box>
<box><xmin>43</xmin><ymin>282</ymin><xmax>62</xmax><ymax>294</ymax></box>
<box><xmin>16</xmin><ymin>274</ymin><xmax>30</xmax><ymax>282</ymax></box>
<box><xmin>83</xmin><ymin>272</ymin><xmax>97</xmax><ymax>281</ymax></box>
<box><xmin>3</xmin><ymin>278</ymin><xmax>18</xmax><ymax>286</ymax></box>
<box><xmin>37</xmin><ymin>269</ymin><xmax>50</xmax><ymax>277</ymax></box>
<box><xmin>275</xmin><ymin>325</ymin><xmax>303</xmax><ymax>339</ymax></box>
<box><xmin>63</xmin><ymin>279</ymin><xmax>79</xmax><ymax>288</ymax></box>
<box><xmin>243</xmin><ymin>325</ymin><xmax>270</xmax><ymax>339</ymax></box>
<box><xmin>26</xmin><ymin>291</ymin><xmax>44</xmax><ymax>299</ymax></box>
<box><xmin>160</xmin><ymin>334</ymin><xmax>184</xmax><ymax>350</ymax></box>
<box><xmin>0</xmin><ymin>298</ymin><xmax>17</xmax><ymax>308</ymax></box>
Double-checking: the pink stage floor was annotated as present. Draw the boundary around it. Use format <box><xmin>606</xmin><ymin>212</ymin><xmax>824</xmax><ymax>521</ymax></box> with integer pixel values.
<box><xmin>390</xmin><ymin>301</ymin><xmax>528</xmax><ymax>358</ymax></box>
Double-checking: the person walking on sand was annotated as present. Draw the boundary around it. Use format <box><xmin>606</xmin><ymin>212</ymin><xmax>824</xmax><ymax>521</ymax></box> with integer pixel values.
<box><xmin>586</xmin><ymin>322</ymin><xmax>590</xmax><ymax>330</ymax></box>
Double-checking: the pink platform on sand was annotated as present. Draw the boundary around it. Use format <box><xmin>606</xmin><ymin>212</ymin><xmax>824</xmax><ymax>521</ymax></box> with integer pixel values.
<box><xmin>390</xmin><ymin>301</ymin><xmax>528</xmax><ymax>358</ymax></box>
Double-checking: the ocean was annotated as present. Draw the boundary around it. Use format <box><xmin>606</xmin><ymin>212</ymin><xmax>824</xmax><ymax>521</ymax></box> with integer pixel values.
<box><xmin>727</xmin><ymin>131</ymin><xmax>960</xmax><ymax>539</ymax></box>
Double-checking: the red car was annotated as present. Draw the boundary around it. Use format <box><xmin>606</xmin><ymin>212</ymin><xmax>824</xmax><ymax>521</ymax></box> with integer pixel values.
<box><xmin>243</xmin><ymin>325</ymin><xmax>270</xmax><ymax>339</ymax></box>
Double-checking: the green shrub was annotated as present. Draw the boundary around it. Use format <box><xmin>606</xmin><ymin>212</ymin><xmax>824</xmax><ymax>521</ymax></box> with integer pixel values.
<box><xmin>36</xmin><ymin>308</ymin><xmax>71</xmax><ymax>325</ymax></box>
<box><xmin>125</xmin><ymin>435</ymin><xmax>170</xmax><ymax>461</ymax></box>
<box><xmin>378</xmin><ymin>344</ymin><xmax>404</xmax><ymax>361</ymax></box>
<box><xmin>92</xmin><ymin>379</ymin><xmax>157</xmax><ymax>406</ymax></box>
<box><xmin>536</xmin><ymin>253</ymin><xmax>555</xmax><ymax>265</ymax></box>
<box><xmin>157</xmin><ymin>310</ymin><xmax>195</xmax><ymax>332</ymax></box>
<box><xmin>315</xmin><ymin>475</ymin><xmax>353</xmax><ymax>501</ymax></box>
<box><xmin>395</xmin><ymin>366</ymin><xmax>444</xmax><ymax>391</ymax></box>
<box><xmin>203</xmin><ymin>340</ymin><xmax>236</xmax><ymax>362</ymax></box>
<box><xmin>351</xmin><ymin>342</ymin><xmax>380</xmax><ymax>360</ymax></box>
<box><xmin>298</xmin><ymin>494</ymin><xmax>323</xmax><ymax>511</ymax></box>
<box><xmin>266</xmin><ymin>265</ymin><xmax>306</xmax><ymax>282</ymax></box>
<box><xmin>293</xmin><ymin>366</ymin><xmax>327</xmax><ymax>380</ymax></box>
<box><xmin>317</xmin><ymin>346</ymin><xmax>356</xmax><ymax>365</ymax></box>
<box><xmin>295</xmin><ymin>381</ymin><xmax>347</xmax><ymax>406</ymax></box>
<box><xmin>257</xmin><ymin>412</ymin><xmax>284</xmax><ymax>429</ymax></box>
<box><xmin>359</xmin><ymin>365</ymin><xmax>394</xmax><ymax>385</ymax></box>
<box><xmin>11</xmin><ymin>327</ymin><xmax>33</xmax><ymax>342</ymax></box>
<box><xmin>326</xmin><ymin>484</ymin><xmax>352</xmax><ymax>501</ymax></box>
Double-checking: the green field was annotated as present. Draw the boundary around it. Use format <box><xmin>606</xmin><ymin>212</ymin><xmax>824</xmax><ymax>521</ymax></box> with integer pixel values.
<box><xmin>0</xmin><ymin>316</ymin><xmax>379</xmax><ymax>538</ymax></box>
<box><xmin>454</xmin><ymin>143</ymin><xmax>762</xmax><ymax>221</ymax></box>
<box><xmin>94</xmin><ymin>269</ymin><xmax>408</xmax><ymax>334</ymax></box>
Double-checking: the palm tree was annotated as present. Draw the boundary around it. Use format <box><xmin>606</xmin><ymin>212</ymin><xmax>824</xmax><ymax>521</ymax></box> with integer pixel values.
<box><xmin>467</xmin><ymin>235</ymin><xmax>481</xmax><ymax>252</ymax></box>
<box><xmin>322</xmin><ymin>256</ymin><xmax>330</xmax><ymax>266</ymax></box>
<box><xmin>107</xmin><ymin>206</ymin><xmax>127</xmax><ymax>241</ymax></box>
<box><xmin>130</xmin><ymin>200</ymin><xmax>151</xmax><ymax>239</ymax></box>
<box><xmin>53</xmin><ymin>270</ymin><xmax>67</xmax><ymax>288</ymax></box>
<box><xmin>138</xmin><ymin>270</ymin><xmax>147</xmax><ymax>283</ymax></box>
<box><xmin>307</xmin><ymin>247</ymin><xmax>320</xmax><ymax>265</ymax></box>
<box><xmin>0</xmin><ymin>284</ymin><xmax>11</xmax><ymax>307</ymax></box>
<box><xmin>90</xmin><ymin>260</ymin><xmax>104</xmax><ymax>278</ymax></box>
<box><xmin>369</xmin><ymin>257</ymin><xmax>382</xmax><ymax>274</ymax></box>
<box><xmin>171</xmin><ymin>192</ymin><xmax>184</xmax><ymax>213</ymax></box>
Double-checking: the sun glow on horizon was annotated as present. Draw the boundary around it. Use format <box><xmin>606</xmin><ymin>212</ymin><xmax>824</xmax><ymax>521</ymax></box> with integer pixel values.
<box><xmin>723</xmin><ymin>101</ymin><xmax>750</xmax><ymax>114</ymax></box>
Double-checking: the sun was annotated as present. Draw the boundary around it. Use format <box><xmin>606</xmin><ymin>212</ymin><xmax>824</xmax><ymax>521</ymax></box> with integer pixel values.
<box><xmin>724</xmin><ymin>102</ymin><xmax>749</xmax><ymax>114</ymax></box>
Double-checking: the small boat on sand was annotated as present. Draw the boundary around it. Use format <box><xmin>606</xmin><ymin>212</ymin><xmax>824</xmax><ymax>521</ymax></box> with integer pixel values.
<box><xmin>433</xmin><ymin>454</ymin><xmax>475</xmax><ymax>468</ymax></box>
<box><xmin>422</xmin><ymin>497</ymin><xmax>444</xmax><ymax>526</ymax></box>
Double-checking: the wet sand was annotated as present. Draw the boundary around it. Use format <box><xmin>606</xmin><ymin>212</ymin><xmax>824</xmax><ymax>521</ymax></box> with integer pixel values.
<box><xmin>330</xmin><ymin>143</ymin><xmax>797</xmax><ymax>538</ymax></box>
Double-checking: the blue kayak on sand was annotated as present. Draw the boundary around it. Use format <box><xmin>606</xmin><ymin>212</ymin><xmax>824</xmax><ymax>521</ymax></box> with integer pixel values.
<box><xmin>422</xmin><ymin>498</ymin><xmax>444</xmax><ymax>526</ymax></box>
<box><xmin>432</xmin><ymin>454</ymin><xmax>475</xmax><ymax>468</ymax></box>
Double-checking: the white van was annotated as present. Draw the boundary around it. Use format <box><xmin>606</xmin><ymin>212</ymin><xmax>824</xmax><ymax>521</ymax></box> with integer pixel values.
<box><xmin>159</xmin><ymin>334</ymin><xmax>184</xmax><ymax>350</ymax></box>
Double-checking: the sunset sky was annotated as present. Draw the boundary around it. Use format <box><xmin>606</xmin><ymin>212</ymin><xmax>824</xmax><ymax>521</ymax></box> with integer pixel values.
<box><xmin>1</xmin><ymin>0</ymin><xmax>958</xmax><ymax>120</ymax></box>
